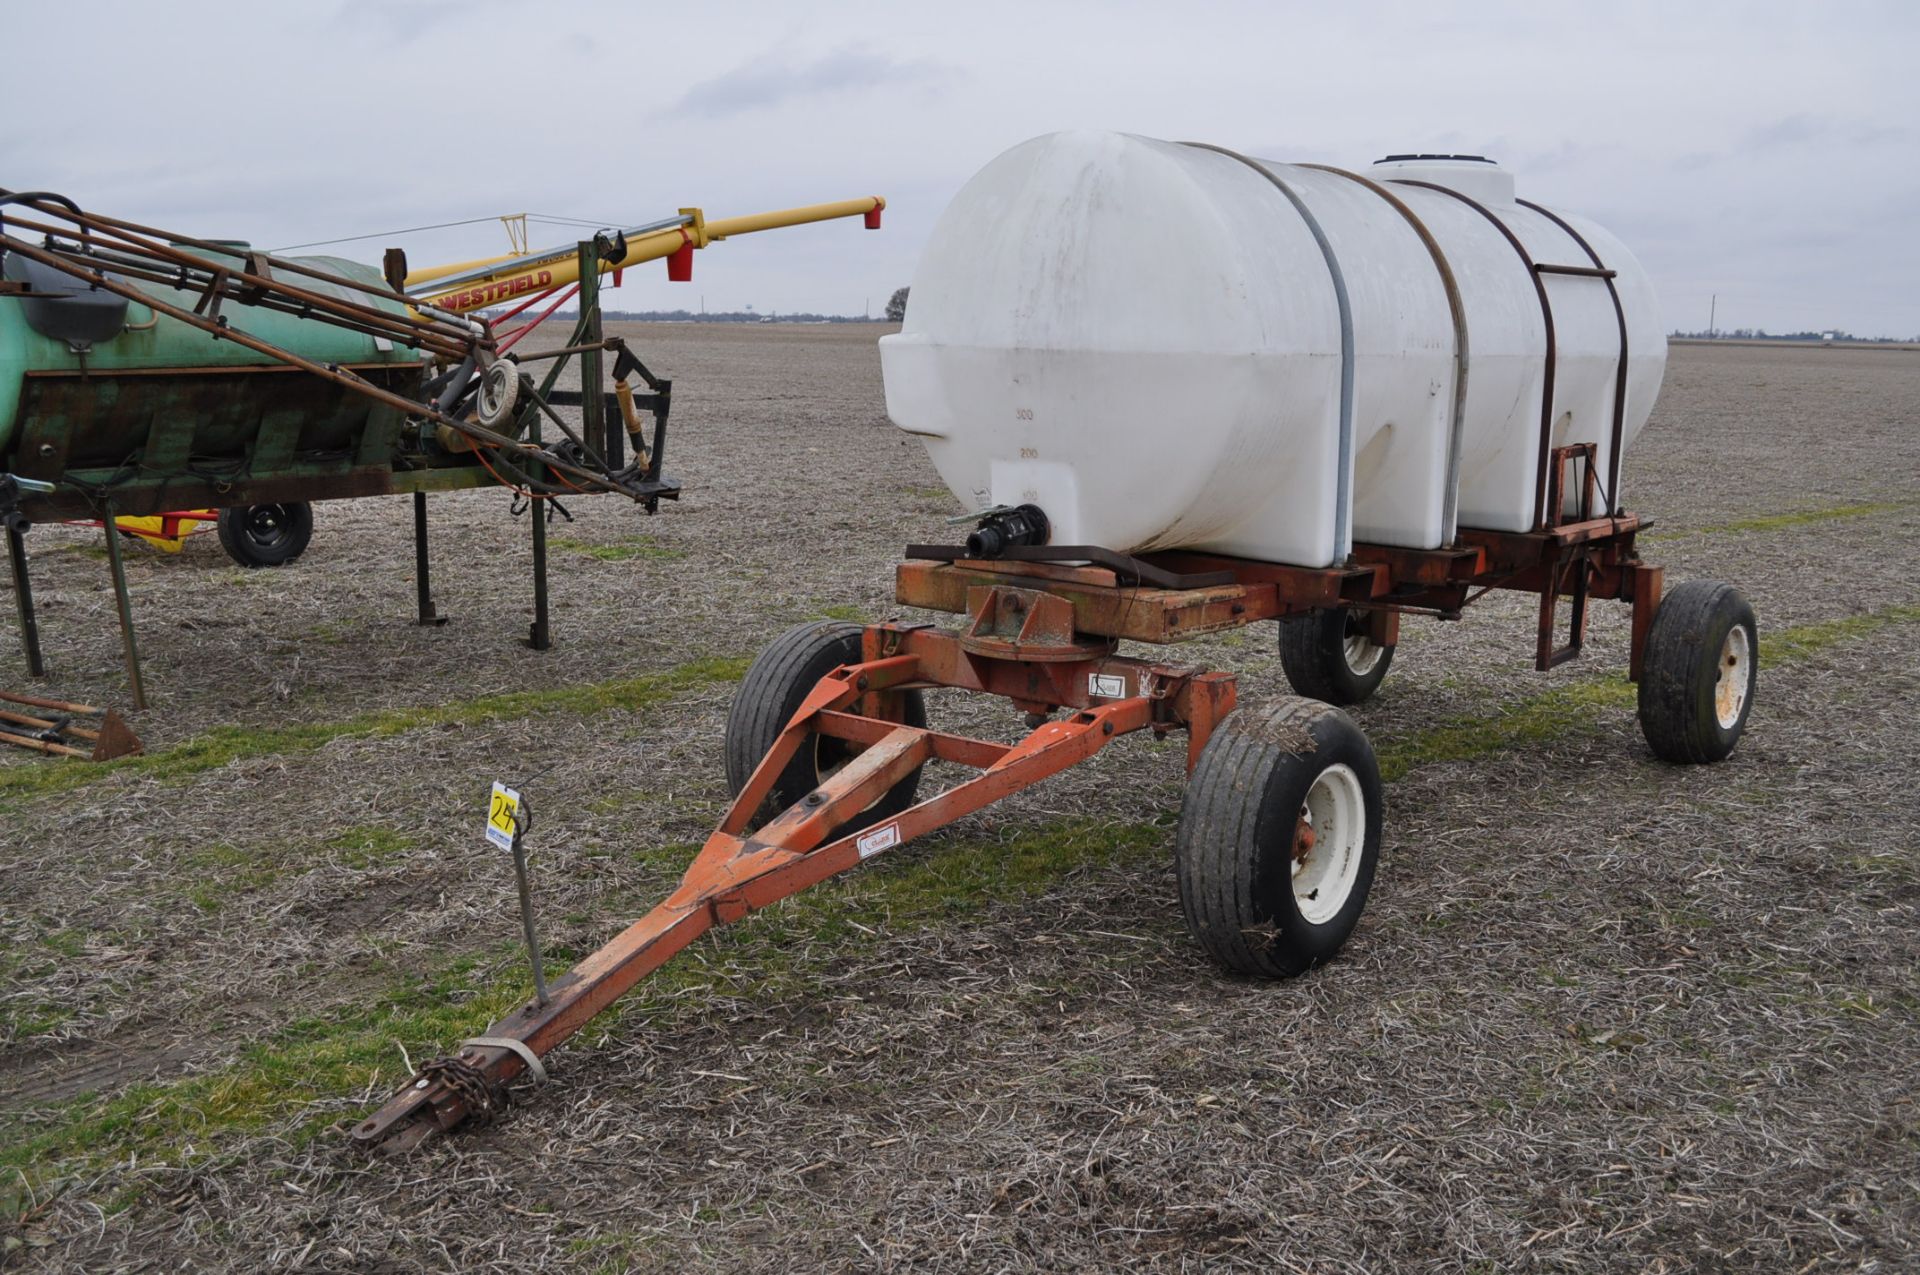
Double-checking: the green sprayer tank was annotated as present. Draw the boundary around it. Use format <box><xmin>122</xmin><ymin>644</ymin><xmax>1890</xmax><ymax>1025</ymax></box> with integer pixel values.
<box><xmin>0</xmin><ymin>244</ymin><xmax>469</xmax><ymax>520</ymax></box>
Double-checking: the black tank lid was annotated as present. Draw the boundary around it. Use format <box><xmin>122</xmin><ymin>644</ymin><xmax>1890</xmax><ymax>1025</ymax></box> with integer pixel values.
<box><xmin>1376</xmin><ymin>153</ymin><xmax>1495</xmax><ymax>164</ymax></box>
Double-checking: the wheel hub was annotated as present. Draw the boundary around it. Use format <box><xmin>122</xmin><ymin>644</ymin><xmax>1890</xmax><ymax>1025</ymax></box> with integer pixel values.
<box><xmin>1342</xmin><ymin>612</ymin><xmax>1385</xmax><ymax>677</ymax></box>
<box><xmin>1714</xmin><ymin>625</ymin><xmax>1751</xmax><ymax>729</ymax></box>
<box><xmin>1290</xmin><ymin>763</ymin><xmax>1366</xmax><ymax>925</ymax></box>
<box><xmin>242</xmin><ymin>504</ymin><xmax>296</xmax><ymax>547</ymax></box>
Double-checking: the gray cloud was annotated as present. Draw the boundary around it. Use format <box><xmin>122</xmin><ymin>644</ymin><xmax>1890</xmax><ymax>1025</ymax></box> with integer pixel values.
<box><xmin>1742</xmin><ymin>113</ymin><xmax>1912</xmax><ymax>151</ymax></box>
<box><xmin>671</xmin><ymin>46</ymin><xmax>958</xmax><ymax>118</ymax></box>
<box><xmin>330</xmin><ymin>0</ymin><xmax>473</xmax><ymax>41</ymax></box>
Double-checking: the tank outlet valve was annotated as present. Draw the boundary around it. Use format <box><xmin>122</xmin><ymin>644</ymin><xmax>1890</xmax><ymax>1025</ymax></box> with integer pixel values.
<box><xmin>965</xmin><ymin>503</ymin><xmax>1049</xmax><ymax>559</ymax></box>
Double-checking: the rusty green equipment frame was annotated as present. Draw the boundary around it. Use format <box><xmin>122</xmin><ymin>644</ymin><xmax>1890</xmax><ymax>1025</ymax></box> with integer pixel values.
<box><xmin>1</xmin><ymin>192</ymin><xmax>680</xmax><ymax>698</ymax></box>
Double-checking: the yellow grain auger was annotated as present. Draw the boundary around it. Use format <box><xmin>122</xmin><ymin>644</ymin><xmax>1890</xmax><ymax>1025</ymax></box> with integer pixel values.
<box><xmin>404</xmin><ymin>197</ymin><xmax>885</xmax><ymax>317</ymax></box>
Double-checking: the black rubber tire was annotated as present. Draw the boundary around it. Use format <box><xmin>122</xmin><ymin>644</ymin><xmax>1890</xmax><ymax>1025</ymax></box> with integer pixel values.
<box><xmin>1637</xmin><ymin>579</ymin><xmax>1757</xmax><ymax>764</ymax></box>
<box><xmin>1276</xmin><ymin>607</ymin><xmax>1395</xmax><ymax>706</ymax></box>
<box><xmin>1176</xmin><ymin>696</ymin><xmax>1384</xmax><ymax>979</ymax></box>
<box><xmin>724</xmin><ymin>621</ymin><xmax>928</xmax><ymax>835</ymax></box>
<box><xmin>216</xmin><ymin>502</ymin><xmax>313</xmax><ymax>568</ymax></box>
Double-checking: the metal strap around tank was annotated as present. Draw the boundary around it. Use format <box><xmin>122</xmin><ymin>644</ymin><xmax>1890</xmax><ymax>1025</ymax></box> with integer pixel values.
<box><xmin>1303</xmin><ymin>165</ymin><xmax>1470</xmax><ymax>540</ymax></box>
<box><xmin>1517</xmin><ymin>199</ymin><xmax>1629</xmax><ymax>515</ymax></box>
<box><xmin>1390</xmin><ymin>179</ymin><xmax>1560</xmax><ymax>530</ymax></box>
<box><xmin>1181</xmin><ymin>142</ymin><xmax>1357</xmax><ymax>560</ymax></box>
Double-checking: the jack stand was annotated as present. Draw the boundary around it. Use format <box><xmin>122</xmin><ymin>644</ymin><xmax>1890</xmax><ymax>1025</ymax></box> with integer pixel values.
<box><xmin>99</xmin><ymin>501</ymin><xmax>147</xmax><ymax>711</ymax></box>
<box><xmin>527</xmin><ymin>491</ymin><xmax>551</xmax><ymax>651</ymax></box>
<box><xmin>7</xmin><ymin>522</ymin><xmax>44</xmax><ymax>678</ymax></box>
<box><xmin>412</xmin><ymin>491</ymin><xmax>446</xmax><ymax>627</ymax></box>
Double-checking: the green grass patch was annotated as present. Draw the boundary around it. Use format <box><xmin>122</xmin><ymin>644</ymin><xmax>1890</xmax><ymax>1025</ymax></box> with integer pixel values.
<box><xmin>0</xmin><ymin>954</ymin><xmax>530</xmax><ymax>1185</ymax></box>
<box><xmin>813</xmin><ymin>603</ymin><xmax>866</xmax><ymax>622</ymax></box>
<box><xmin>183</xmin><ymin>843</ymin><xmax>281</xmax><ymax>912</ymax></box>
<box><xmin>324</xmin><ymin>826</ymin><xmax>418</xmax><ymax>869</ymax></box>
<box><xmin>1</xmin><ymin>1004</ymin><xmax>76</xmax><ymax>1040</ymax></box>
<box><xmin>1762</xmin><ymin>603</ymin><xmax>1920</xmax><ymax>665</ymax></box>
<box><xmin>41</xmin><ymin>930</ymin><xmax>88</xmax><ymax>959</ymax></box>
<box><xmin>56</xmin><ymin>543</ymin><xmax>114</xmax><ymax>562</ymax></box>
<box><xmin>1649</xmin><ymin>499</ymin><xmax>1911</xmax><ymax>542</ymax></box>
<box><xmin>0</xmin><ymin>654</ymin><xmax>751</xmax><ymax>812</ymax></box>
<box><xmin>171</xmin><ymin>830</ymin><xmax>419</xmax><ymax>913</ymax></box>
<box><xmin>184</xmin><ymin>843</ymin><xmax>253</xmax><ymax>871</ymax></box>
<box><xmin>549</xmin><ymin>535</ymin><xmax>684</xmax><ymax>562</ymax></box>
<box><xmin>1</xmin><ymin>930</ymin><xmax>110</xmax><ymax>1042</ymax></box>
<box><xmin>1378</xmin><ymin>677</ymin><xmax>1635</xmax><ymax>782</ymax></box>
<box><xmin>783</xmin><ymin>818</ymin><xmax>1162</xmax><ymax>935</ymax></box>
<box><xmin>0</xmin><ymin>818</ymin><xmax>1162</xmax><ymax>1187</ymax></box>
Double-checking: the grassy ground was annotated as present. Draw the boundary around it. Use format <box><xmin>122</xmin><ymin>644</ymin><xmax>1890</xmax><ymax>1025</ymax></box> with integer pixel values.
<box><xmin>2</xmin><ymin>333</ymin><xmax>1916</xmax><ymax>1272</ymax></box>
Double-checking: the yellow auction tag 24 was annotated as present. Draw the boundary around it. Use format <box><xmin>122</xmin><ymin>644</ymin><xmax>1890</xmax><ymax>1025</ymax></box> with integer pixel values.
<box><xmin>486</xmin><ymin>781</ymin><xmax>521</xmax><ymax>850</ymax></box>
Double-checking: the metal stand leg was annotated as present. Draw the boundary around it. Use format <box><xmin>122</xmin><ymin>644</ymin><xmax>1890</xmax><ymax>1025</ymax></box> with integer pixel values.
<box><xmin>509</xmin><ymin>810</ymin><xmax>549</xmax><ymax>1007</ymax></box>
<box><xmin>412</xmin><ymin>491</ymin><xmax>445</xmax><ymax>627</ymax></box>
<box><xmin>7</xmin><ymin>524</ymin><xmax>46</xmax><ymax>678</ymax></box>
<box><xmin>7</xmin><ymin>522</ymin><xmax>46</xmax><ymax>675</ymax></box>
<box><xmin>527</xmin><ymin>492</ymin><xmax>550</xmax><ymax>651</ymax></box>
<box><xmin>99</xmin><ymin>504</ymin><xmax>147</xmax><ymax>710</ymax></box>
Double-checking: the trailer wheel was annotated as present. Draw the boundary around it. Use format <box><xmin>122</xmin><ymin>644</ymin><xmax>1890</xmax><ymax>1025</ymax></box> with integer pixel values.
<box><xmin>1277</xmin><ymin>607</ymin><xmax>1394</xmax><ymax>705</ymax></box>
<box><xmin>216</xmin><ymin>502</ymin><xmax>313</xmax><ymax>568</ymax></box>
<box><xmin>1176</xmin><ymin>696</ymin><xmax>1383</xmax><ymax>978</ymax></box>
<box><xmin>1637</xmin><ymin>579</ymin><xmax>1757</xmax><ymax>764</ymax></box>
<box><xmin>725</xmin><ymin>621</ymin><xmax>927</xmax><ymax>835</ymax></box>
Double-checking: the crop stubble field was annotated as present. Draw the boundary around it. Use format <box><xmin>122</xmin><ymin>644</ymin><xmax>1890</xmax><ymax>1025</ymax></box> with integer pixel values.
<box><xmin>1</xmin><ymin>330</ymin><xmax>1916</xmax><ymax>1271</ymax></box>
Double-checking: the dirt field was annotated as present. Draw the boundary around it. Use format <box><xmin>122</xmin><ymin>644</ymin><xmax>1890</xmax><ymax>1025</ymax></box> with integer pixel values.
<box><xmin>2</xmin><ymin>331</ymin><xmax>1917</xmax><ymax>1272</ymax></box>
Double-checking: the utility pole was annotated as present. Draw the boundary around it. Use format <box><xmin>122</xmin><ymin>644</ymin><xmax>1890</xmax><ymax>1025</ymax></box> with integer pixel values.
<box><xmin>1708</xmin><ymin>294</ymin><xmax>1717</xmax><ymax>339</ymax></box>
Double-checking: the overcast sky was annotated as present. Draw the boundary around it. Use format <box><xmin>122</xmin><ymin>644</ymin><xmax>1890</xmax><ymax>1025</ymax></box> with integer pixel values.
<box><xmin>5</xmin><ymin>1</ymin><xmax>1915</xmax><ymax>336</ymax></box>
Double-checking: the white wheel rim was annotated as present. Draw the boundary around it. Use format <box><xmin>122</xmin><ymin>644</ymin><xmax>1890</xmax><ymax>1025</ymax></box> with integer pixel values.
<box><xmin>1291</xmin><ymin>762</ymin><xmax>1366</xmax><ymax>925</ymax></box>
<box><xmin>1344</xmin><ymin>633</ymin><xmax>1390</xmax><ymax>683</ymax></box>
<box><xmin>1714</xmin><ymin>624</ymin><xmax>1752</xmax><ymax>730</ymax></box>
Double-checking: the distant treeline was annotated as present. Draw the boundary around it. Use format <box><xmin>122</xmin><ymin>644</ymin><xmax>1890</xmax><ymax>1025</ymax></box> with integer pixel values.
<box><xmin>489</xmin><ymin>310</ymin><xmax>885</xmax><ymax>324</ymax></box>
<box><xmin>1671</xmin><ymin>329</ymin><xmax>1920</xmax><ymax>344</ymax></box>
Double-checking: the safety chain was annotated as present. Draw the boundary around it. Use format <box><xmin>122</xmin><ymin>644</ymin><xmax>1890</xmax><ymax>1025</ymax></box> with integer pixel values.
<box><xmin>417</xmin><ymin>1054</ymin><xmax>506</xmax><ymax>1127</ymax></box>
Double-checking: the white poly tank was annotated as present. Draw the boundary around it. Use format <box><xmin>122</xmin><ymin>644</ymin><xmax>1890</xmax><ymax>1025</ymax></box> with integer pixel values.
<box><xmin>881</xmin><ymin>131</ymin><xmax>1667</xmax><ymax>567</ymax></box>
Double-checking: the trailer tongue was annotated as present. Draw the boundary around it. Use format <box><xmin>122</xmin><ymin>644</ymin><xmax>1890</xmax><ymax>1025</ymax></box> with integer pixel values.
<box><xmin>354</xmin><ymin>555</ymin><xmax>1242</xmax><ymax>1152</ymax></box>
